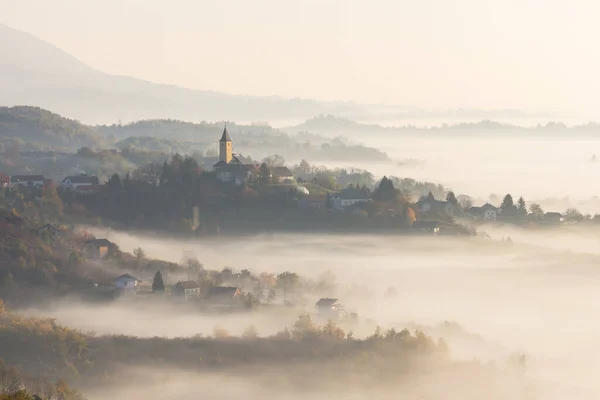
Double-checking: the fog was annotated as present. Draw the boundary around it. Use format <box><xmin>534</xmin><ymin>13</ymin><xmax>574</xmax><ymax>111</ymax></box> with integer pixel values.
<box><xmin>20</xmin><ymin>226</ymin><xmax>600</xmax><ymax>398</ymax></box>
<box><xmin>287</xmin><ymin>134</ymin><xmax>600</xmax><ymax>211</ymax></box>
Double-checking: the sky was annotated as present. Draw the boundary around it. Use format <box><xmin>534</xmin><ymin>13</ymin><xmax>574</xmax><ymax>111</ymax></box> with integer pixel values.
<box><xmin>2</xmin><ymin>0</ymin><xmax>600</xmax><ymax>117</ymax></box>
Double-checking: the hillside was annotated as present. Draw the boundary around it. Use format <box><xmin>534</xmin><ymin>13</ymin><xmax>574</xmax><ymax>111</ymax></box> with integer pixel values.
<box><xmin>0</xmin><ymin>106</ymin><xmax>102</xmax><ymax>150</ymax></box>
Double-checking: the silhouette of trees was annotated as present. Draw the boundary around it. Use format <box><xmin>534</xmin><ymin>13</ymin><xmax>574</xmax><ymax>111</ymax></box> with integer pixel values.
<box><xmin>517</xmin><ymin>197</ymin><xmax>527</xmax><ymax>216</ymax></box>
<box><xmin>446</xmin><ymin>191</ymin><xmax>458</xmax><ymax>206</ymax></box>
<box><xmin>500</xmin><ymin>194</ymin><xmax>517</xmax><ymax>217</ymax></box>
<box><xmin>529</xmin><ymin>203</ymin><xmax>544</xmax><ymax>218</ymax></box>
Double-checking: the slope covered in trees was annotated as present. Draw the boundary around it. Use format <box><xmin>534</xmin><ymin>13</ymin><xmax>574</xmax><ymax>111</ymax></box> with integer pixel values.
<box><xmin>0</xmin><ymin>106</ymin><xmax>102</xmax><ymax>151</ymax></box>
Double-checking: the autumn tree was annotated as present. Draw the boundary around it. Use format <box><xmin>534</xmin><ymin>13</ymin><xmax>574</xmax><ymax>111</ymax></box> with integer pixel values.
<box><xmin>405</xmin><ymin>207</ymin><xmax>416</xmax><ymax>225</ymax></box>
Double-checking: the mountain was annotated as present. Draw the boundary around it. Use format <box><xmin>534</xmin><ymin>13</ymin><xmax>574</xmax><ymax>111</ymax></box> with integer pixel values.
<box><xmin>0</xmin><ymin>24</ymin><xmax>365</xmax><ymax>125</ymax></box>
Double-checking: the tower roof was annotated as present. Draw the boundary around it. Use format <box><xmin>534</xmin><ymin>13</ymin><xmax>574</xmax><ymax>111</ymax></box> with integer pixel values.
<box><xmin>220</xmin><ymin>125</ymin><xmax>231</xmax><ymax>142</ymax></box>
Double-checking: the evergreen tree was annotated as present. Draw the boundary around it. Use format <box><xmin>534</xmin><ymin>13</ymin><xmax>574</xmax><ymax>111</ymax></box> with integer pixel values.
<box><xmin>426</xmin><ymin>191</ymin><xmax>436</xmax><ymax>202</ymax></box>
<box><xmin>516</xmin><ymin>197</ymin><xmax>527</xmax><ymax>216</ymax></box>
<box><xmin>152</xmin><ymin>270</ymin><xmax>165</xmax><ymax>292</ymax></box>
<box><xmin>500</xmin><ymin>194</ymin><xmax>516</xmax><ymax>216</ymax></box>
<box><xmin>446</xmin><ymin>191</ymin><xmax>458</xmax><ymax>206</ymax></box>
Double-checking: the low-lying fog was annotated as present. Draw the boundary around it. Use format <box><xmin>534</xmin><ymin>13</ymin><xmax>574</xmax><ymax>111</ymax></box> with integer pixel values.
<box><xmin>21</xmin><ymin>226</ymin><xmax>600</xmax><ymax>397</ymax></box>
<box><xmin>300</xmin><ymin>135</ymin><xmax>600</xmax><ymax>211</ymax></box>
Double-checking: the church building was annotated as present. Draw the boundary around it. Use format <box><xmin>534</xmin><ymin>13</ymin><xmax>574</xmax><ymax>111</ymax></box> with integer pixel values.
<box><xmin>212</xmin><ymin>126</ymin><xmax>257</xmax><ymax>185</ymax></box>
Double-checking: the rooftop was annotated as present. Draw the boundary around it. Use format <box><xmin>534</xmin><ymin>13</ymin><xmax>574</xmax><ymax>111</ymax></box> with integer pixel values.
<box><xmin>316</xmin><ymin>298</ymin><xmax>338</xmax><ymax>307</ymax></box>
<box><xmin>220</xmin><ymin>126</ymin><xmax>231</xmax><ymax>142</ymax></box>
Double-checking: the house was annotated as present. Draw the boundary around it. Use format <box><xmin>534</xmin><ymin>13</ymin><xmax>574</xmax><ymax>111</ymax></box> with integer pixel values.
<box><xmin>412</xmin><ymin>220</ymin><xmax>441</xmax><ymax>234</ymax></box>
<box><xmin>299</xmin><ymin>194</ymin><xmax>327</xmax><ymax>210</ymax></box>
<box><xmin>10</xmin><ymin>175</ymin><xmax>45</xmax><ymax>188</ymax></box>
<box><xmin>415</xmin><ymin>199</ymin><xmax>454</xmax><ymax>217</ymax></box>
<box><xmin>315</xmin><ymin>298</ymin><xmax>345</xmax><ymax>320</ymax></box>
<box><xmin>0</xmin><ymin>173</ymin><xmax>9</xmax><ymax>188</ymax></box>
<box><xmin>330</xmin><ymin>188</ymin><xmax>371</xmax><ymax>212</ymax></box>
<box><xmin>115</xmin><ymin>274</ymin><xmax>141</xmax><ymax>292</ymax></box>
<box><xmin>61</xmin><ymin>174</ymin><xmax>100</xmax><ymax>190</ymax></box>
<box><xmin>467</xmin><ymin>203</ymin><xmax>498</xmax><ymax>221</ymax></box>
<box><xmin>207</xmin><ymin>286</ymin><xmax>242</xmax><ymax>307</ymax></box>
<box><xmin>36</xmin><ymin>224</ymin><xmax>61</xmax><ymax>238</ymax></box>
<box><xmin>74</xmin><ymin>184</ymin><xmax>104</xmax><ymax>195</ymax></box>
<box><xmin>83</xmin><ymin>238</ymin><xmax>115</xmax><ymax>258</ymax></box>
<box><xmin>544</xmin><ymin>212</ymin><xmax>564</xmax><ymax>224</ymax></box>
<box><xmin>271</xmin><ymin>166</ymin><xmax>294</xmax><ymax>183</ymax></box>
<box><xmin>173</xmin><ymin>281</ymin><xmax>201</xmax><ymax>301</ymax></box>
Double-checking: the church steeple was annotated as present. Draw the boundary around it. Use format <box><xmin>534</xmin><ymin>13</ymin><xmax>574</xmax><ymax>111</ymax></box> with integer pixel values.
<box><xmin>220</xmin><ymin>124</ymin><xmax>231</xmax><ymax>143</ymax></box>
<box><xmin>219</xmin><ymin>124</ymin><xmax>233</xmax><ymax>163</ymax></box>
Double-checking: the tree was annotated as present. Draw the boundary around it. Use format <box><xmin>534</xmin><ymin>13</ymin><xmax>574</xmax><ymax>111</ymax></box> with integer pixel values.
<box><xmin>373</xmin><ymin>176</ymin><xmax>398</xmax><ymax>203</ymax></box>
<box><xmin>460</xmin><ymin>198</ymin><xmax>473</xmax><ymax>211</ymax></box>
<box><xmin>565</xmin><ymin>208</ymin><xmax>584</xmax><ymax>222</ymax></box>
<box><xmin>405</xmin><ymin>207</ymin><xmax>416</xmax><ymax>225</ymax></box>
<box><xmin>529</xmin><ymin>203</ymin><xmax>544</xmax><ymax>218</ymax></box>
<box><xmin>500</xmin><ymin>194</ymin><xmax>516</xmax><ymax>216</ymax></box>
<box><xmin>446</xmin><ymin>191</ymin><xmax>458</xmax><ymax>206</ymax></box>
<box><xmin>259</xmin><ymin>163</ymin><xmax>271</xmax><ymax>183</ymax></box>
<box><xmin>426</xmin><ymin>191</ymin><xmax>436</xmax><ymax>202</ymax></box>
<box><xmin>152</xmin><ymin>270</ymin><xmax>165</xmax><ymax>292</ymax></box>
<box><xmin>107</xmin><ymin>173</ymin><xmax>122</xmax><ymax>192</ymax></box>
<box><xmin>516</xmin><ymin>197</ymin><xmax>527</xmax><ymax>216</ymax></box>
<box><xmin>262</xmin><ymin>154</ymin><xmax>285</xmax><ymax>168</ymax></box>
<box><xmin>134</xmin><ymin>247</ymin><xmax>147</xmax><ymax>279</ymax></box>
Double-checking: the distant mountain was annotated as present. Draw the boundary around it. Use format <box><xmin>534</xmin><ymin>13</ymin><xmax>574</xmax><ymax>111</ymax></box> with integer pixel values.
<box><xmin>0</xmin><ymin>24</ymin><xmax>368</xmax><ymax>125</ymax></box>
<box><xmin>0</xmin><ymin>106</ymin><xmax>102</xmax><ymax>150</ymax></box>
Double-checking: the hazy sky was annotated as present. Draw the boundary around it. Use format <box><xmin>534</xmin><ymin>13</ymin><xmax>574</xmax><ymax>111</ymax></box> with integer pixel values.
<box><xmin>2</xmin><ymin>0</ymin><xmax>599</xmax><ymax>116</ymax></box>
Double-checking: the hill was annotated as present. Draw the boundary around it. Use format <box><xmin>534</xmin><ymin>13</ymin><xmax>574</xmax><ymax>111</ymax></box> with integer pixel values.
<box><xmin>0</xmin><ymin>106</ymin><xmax>102</xmax><ymax>150</ymax></box>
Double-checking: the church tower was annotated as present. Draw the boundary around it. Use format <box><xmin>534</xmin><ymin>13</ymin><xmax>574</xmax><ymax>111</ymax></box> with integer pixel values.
<box><xmin>219</xmin><ymin>125</ymin><xmax>232</xmax><ymax>163</ymax></box>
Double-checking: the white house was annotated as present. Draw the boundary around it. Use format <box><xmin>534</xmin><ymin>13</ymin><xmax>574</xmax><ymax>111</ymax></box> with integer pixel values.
<box><xmin>10</xmin><ymin>175</ymin><xmax>45</xmax><ymax>188</ymax></box>
<box><xmin>115</xmin><ymin>274</ymin><xmax>141</xmax><ymax>292</ymax></box>
<box><xmin>61</xmin><ymin>174</ymin><xmax>99</xmax><ymax>189</ymax></box>
<box><xmin>270</xmin><ymin>166</ymin><xmax>294</xmax><ymax>183</ymax></box>
<box><xmin>467</xmin><ymin>203</ymin><xmax>498</xmax><ymax>221</ymax></box>
<box><xmin>331</xmin><ymin>188</ymin><xmax>371</xmax><ymax>212</ymax></box>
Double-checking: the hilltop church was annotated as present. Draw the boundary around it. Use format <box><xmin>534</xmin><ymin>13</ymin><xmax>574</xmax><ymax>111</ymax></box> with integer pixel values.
<box><xmin>212</xmin><ymin>126</ymin><xmax>257</xmax><ymax>185</ymax></box>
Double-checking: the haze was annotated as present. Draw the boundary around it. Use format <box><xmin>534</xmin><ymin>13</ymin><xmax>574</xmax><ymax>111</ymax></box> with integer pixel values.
<box><xmin>2</xmin><ymin>0</ymin><xmax>600</xmax><ymax>119</ymax></box>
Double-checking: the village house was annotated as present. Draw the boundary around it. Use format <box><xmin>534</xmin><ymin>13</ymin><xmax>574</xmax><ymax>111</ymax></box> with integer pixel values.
<box><xmin>316</xmin><ymin>298</ymin><xmax>345</xmax><ymax>320</ymax></box>
<box><xmin>330</xmin><ymin>188</ymin><xmax>371</xmax><ymax>212</ymax></box>
<box><xmin>83</xmin><ymin>238</ymin><xmax>115</xmax><ymax>258</ymax></box>
<box><xmin>10</xmin><ymin>174</ymin><xmax>46</xmax><ymax>188</ymax></box>
<box><xmin>415</xmin><ymin>198</ymin><xmax>454</xmax><ymax>217</ymax></box>
<box><xmin>36</xmin><ymin>224</ymin><xmax>61</xmax><ymax>239</ymax></box>
<box><xmin>544</xmin><ymin>212</ymin><xmax>564</xmax><ymax>224</ymax></box>
<box><xmin>467</xmin><ymin>203</ymin><xmax>498</xmax><ymax>221</ymax></box>
<box><xmin>61</xmin><ymin>174</ymin><xmax>100</xmax><ymax>190</ymax></box>
<box><xmin>173</xmin><ymin>281</ymin><xmax>201</xmax><ymax>301</ymax></box>
<box><xmin>207</xmin><ymin>286</ymin><xmax>242</xmax><ymax>308</ymax></box>
<box><xmin>115</xmin><ymin>274</ymin><xmax>141</xmax><ymax>292</ymax></box>
<box><xmin>270</xmin><ymin>166</ymin><xmax>294</xmax><ymax>183</ymax></box>
<box><xmin>412</xmin><ymin>220</ymin><xmax>441</xmax><ymax>234</ymax></box>
<box><xmin>212</xmin><ymin>126</ymin><xmax>258</xmax><ymax>185</ymax></box>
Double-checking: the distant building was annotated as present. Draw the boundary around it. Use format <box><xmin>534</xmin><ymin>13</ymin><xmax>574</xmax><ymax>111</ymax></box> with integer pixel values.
<box><xmin>316</xmin><ymin>298</ymin><xmax>345</xmax><ymax>320</ymax></box>
<box><xmin>83</xmin><ymin>238</ymin><xmax>115</xmax><ymax>258</ymax></box>
<box><xmin>61</xmin><ymin>174</ymin><xmax>100</xmax><ymax>190</ymax></box>
<box><xmin>412</xmin><ymin>220</ymin><xmax>441</xmax><ymax>234</ymax></box>
<box><xmin>36</xmin><ymin>224</ymin><xmax>61</xmax><ymax>238</ymax></box>
<box><xmin>330</xmin><ymin>188</ymin><xmax>371</xmax><ymax>212</ymax></box>
<box><xmin>467</xmin><ymin>203</ymin><xmax>498</xmax><ymax>221</ymax></box>
<box><xmin>415</xmin><ymin>199</ymin><xmax>454</xmax><ymax>217</ymax></box>
<box><xmin>271</xmin><ymin>166</ymin><xmax>294</xmax><ymax>183</ymax></box>
<box><xmin>212</xmin><ymin>126</ymin><xmax>258</xmax><ymax>185</ymax></box>
<box><xmin>544</xmin><ymin>212</ymin><xmax>564</xmax><ymax>224</ymax></box>
<box><xmin>10</xmin><ymin>175</ymin><xmax>45</xmax><ymax>188</ymax></box>
<box><xmin>207</xmin><ymin>286</ymin><xmax>242</xmax><ymax>308</ymax></box>
<box><xmin>115</xmin><ymin>274</ymin><xmax>141</xmax><ymax>292</ymax></box>
<box><xmin>173</xmin><ymin>281</ymin><xmax>201</xmax><ymax>301</ymax></box>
